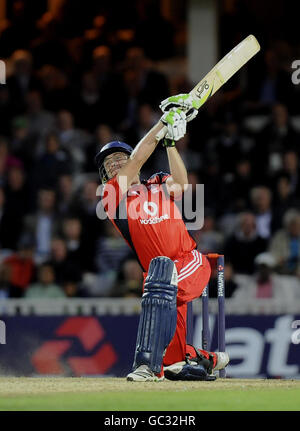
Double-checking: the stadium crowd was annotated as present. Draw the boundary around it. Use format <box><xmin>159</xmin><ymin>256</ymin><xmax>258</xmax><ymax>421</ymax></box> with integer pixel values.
<box><xmin>0</xmin><ymin>1</ymin><xmax>299</xmax><ymax>300</ymax></box>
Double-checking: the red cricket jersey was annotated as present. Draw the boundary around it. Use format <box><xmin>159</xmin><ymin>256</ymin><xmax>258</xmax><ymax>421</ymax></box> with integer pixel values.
<box><xmin>101</xmin><ymin>172</ymin><xmax>197</xmax><ymax>271</ymax></box>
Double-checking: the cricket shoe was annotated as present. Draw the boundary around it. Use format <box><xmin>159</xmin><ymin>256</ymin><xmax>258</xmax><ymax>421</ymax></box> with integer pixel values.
<box><xmin>126</xmin><ymin>365</ymin><xmax>165</xmax><ymax>382</ymax></box>
<box><xmin>164</xmin><ymin>352</ymin><xmax>217</xmax><ymax>382</ymax></box>
<box><xmin>214</xmin><ymin>352</ymin><xmax>230</xmax><ymax>371</ymax></box>
<box><xmin>163</xmin><ymin>351</ymin><xmax>229</xmax><ymax>381</ymax></box>
<box><xmin>164</xmin><ymin>361</ymin><xmax>216</xmax><ymax>381</ymax></box>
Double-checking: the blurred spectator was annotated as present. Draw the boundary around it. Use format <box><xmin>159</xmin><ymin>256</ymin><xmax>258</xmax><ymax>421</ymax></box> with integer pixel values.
<box><xmin>24</xmin><ymin>187</ymin><xmax>59</xmax><ymax>263</ymax></box>
<box><xmin>197</xmin><ymin>213</ymin><xmax>224</xmax><ymax>254</ymax></box>
<box><xmin>78</xmin><ymin>179</ymin><xmax>101</xmax><ymax>219</ymax></box>
<box><xmin>153</xmin><ymin>133</ymin><xmax>201</xmax><ymax>174</ymax></box>
<box><xmin>272</xmin><ymin>174</ymin><xmax>300</xmax><ymax>232</ymax></box>
<box><xmin>49</xmin><ymin>237</ymin><xmax>69</xmax><ymax>283</ymax></box>
<box><xmin>256</xmin><ymin>104</ymin><xmax>299</xmax><ymax>174</ymax></box>
<box><xmin>38</xmin><ymin>65</ymin><xmax>73</xmax><ymax>111</ymax></box>
<box><xmin>74</xmin><ymin>71</ymin><xmax>101</xmax><ymax>132</ymax></box>
<box><xmin>25</xmin><ymin>90</ymin><xmax>56</xmax><ymax>141</ymax></box>
<box><xmin>0</xmin><ymin>138</ymin><xmax>8</xmax><ymax>184</ymax></box>
<box><xmin>95</xmin><ymin>221</ymin><xmax>132</xmax><ymax>295</ymax></box>
<box><xmin>49</xmin><ymin>237</ymin><xmax>82</xmax><ymax>285</ymax></box>
<box><xmin>7</xmin><ymin>49</ymin><xmax>39</xmax><ymax>114</ymax></box>
<box><xmin>3</xmin><ymin>164</ymin><xmax>29</xmax><ymax>247</ymax></box>
<box><xmin>49</xmin><ymin>233</ymin><xmax>85</xmax><ymax>298</ymax></box>
<box><xmin>176</xmin><ymin>134</ymin><xmax>202</xmax><ymax>172</ymax></box>
<box><xmin>245</xmin><ymin>49</ymin><xmax>296</xmax><ymax>114</ymax></box>
<box><xmin>127</xmin><ymin>103</ymin><xmax>163</xmax><ymax>177</ymax></box>
<box><xmin>61</xmin><ymin>216</ymin><xmax>85</xmax><ymax>265</ymax></box>
<box><xmin>0</xmin><ymin>137</ymin><xmax>24</xmax><ymax>185</ymax></box>
<box><xmin>96</xmin><ymin>123</ymin><xmax>116</xmax><ymax>146</ymax></box>
<box><xmin>112</xmin><ymin>257</ymin><xmax>143</xmax><ymax>297</ymax></box>
<box><xmin>57</xmin><ymin>174</ymin><xmax>78</xmax><ymax>216</ymax></box>
<box><xmin>4</xmin><ymin>164</ymin><xmax>29</xmax><ymax>216</ymax></box>
<box><xmin>0</xmin><ymin>87</ymin><xmax>14</xmax><ymax>136</ymax></box>
<box><xmin>10</xmin><ymin>116</ymin><xmax>36</xmax><ymax>172</ymax></box>
<box><xmin>34</xmin><ymin>132</ymin><xmax>70</xmax><ymax>188</ymax></box>
<box><xmin>91</xmin><ymin>45</ymin><xmax>127</xmax><ymax>127</ymax></box>
<box><xmin>63</xmin><ymin>279</ymin><xmax>85</xmax><ymax>298</ymax></box>
<box><xmin>31</xmin><ymin>13</ymin><xmax>70</xmax><ymax>69</ymax></box>
<box><xmin>254</xmin><ymin>49</ymin><xmax>280</xmax><ymax>108</ymax></box>
<box><xmin>134</xmin><ymin>3</ymin><xmax>175</xmax><ymax>60</ymax></box>
<box><xmin>84</xmin><ymin>123</ymin><xmax>119</xmax><ymax>173</ymax></box>
<box><xmin>250</xmin><ymin>186</ymin><xmax>273</xmax><ymax>240</ymax></box>
<box><xmin>206</xmin><ymin>118</ymin><xmax>254</xmax><ymax>176</ymax></box>
<box><xmin>122</xmin><ymin>47</ymin><xmax>169</xmax><ymax>120</ymax></box>
<box><xmin>96</xmin><ymin>221</ymin><xmax>131</xmax><ymax>274</ymax></box>
<box><xmin>2</xmin><ymin>235</ymin><xmax>35</xmax><ymax>297</ymax></box>
<box><xmin>218</xmin><ymin>211</ymin><xmax>238</xmax><ymax>240</ymax></box>
<box><xmin>269</xmin><ymin>209</ymin><xmax>300</xmax><ymax>276</ymax></box>
<box><xmin>65</xmin><ymin>36</ymin><xmax>85</xmax><ymax>75</ymax></box>
<box><xmin>122</xmin><ymin>68</ymin><xmax>141</xmax><ymax>130</ymax></box>
<box><xmin>125</xmin><ymin>103</ymin><xmax>157</xmax><ymax>144</ymax></box>
<box><xmin>225</xmin><ymin>212</ymin><xmax>268</xmax><ymax>274</ymax></box>
<box><xmin>80</xmin><ymin>17</ymin><xmax>107</xmax><ymax>66</ymax></box>
<box><xmin>0</xmin><ymin>1</ymin><xmax>38</xmax><ymax>57</ymax></box>
<box><xmin>0</xmin><ymin>186</ymin><xmax>23</xmax><ymax>250</ymax></box>
<box><xmin>57</xmin><ymin>110</ymin><xmax>91</xmax><ymax>173</ymax></box>
<box><xmin>92</xmin><ymin>45</ymin><xmax>112</xmax><ymax>83</ymax></box>
<box><xmin>280</xmin><ymin>150</ymin><xmax>300</xmax><ymax>196</ymax></box>
<box><xmin>0</xmin><ymin>260</ymin><xmax>10</xmax><ymax>299</ymax></box>
<box><xmin>77</xmin><ymin>179</ymin><xmax>104</xmax><ymax>271</ymax></box>
<box><xmin>201</xmin><ymin>156</ymin><xmax>225</xmax><ymax>216</ymax></box>
<box><xmin>233</xmin><ymin>252</ymin><xmax>298</xmax><ymax>300</ymax></box>
<box><xmin>25</xmin><ymin>262</ymin><xmax>66</xmax><ymax>298</ymax></box>
<box><xmin>223</xmin><ymin>158</ymin><xmax>254</xmax><ymax>212</ymax></box>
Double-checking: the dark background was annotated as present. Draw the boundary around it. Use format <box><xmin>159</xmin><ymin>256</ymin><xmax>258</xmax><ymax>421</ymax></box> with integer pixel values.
<box><xmin>0</xmin><ymin>0</ymin><xmax>299</xmax><ymax>299</ymax></box>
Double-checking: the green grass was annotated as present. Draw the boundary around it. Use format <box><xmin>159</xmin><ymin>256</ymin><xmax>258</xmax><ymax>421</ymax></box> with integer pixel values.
<box><xmin>0</xmin><ymin>378</ymin><xmax>300</xmax><ymax>411</ymax></box>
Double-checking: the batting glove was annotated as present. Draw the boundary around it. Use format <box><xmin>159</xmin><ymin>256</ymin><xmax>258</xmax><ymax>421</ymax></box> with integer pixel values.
<box><xmin>160</xmin><ymin>93</ymin><xmax>200</xmax><ymax>122</ymax></box>
<box><xmin>160</xmin><ymin>108</ymin><xmax>187</xmax><ymax>141</ymax></box>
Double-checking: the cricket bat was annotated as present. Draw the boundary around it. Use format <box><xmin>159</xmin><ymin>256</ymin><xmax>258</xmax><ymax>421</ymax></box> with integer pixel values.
<box><xmin>156</xmin><ymin>34</ymin><xmax>260</xmax><ymax>141</ymax></box>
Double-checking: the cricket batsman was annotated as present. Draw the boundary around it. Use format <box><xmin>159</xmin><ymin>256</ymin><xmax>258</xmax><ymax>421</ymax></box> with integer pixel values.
<box><xmin>95</xmin><ymin>94</ymin><xmax>229</xmax><ymax>381</ymax></box>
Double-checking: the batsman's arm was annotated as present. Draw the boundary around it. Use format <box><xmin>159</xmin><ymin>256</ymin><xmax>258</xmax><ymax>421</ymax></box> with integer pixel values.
<box><xmin>116</xmin><ymin>121</ymin><xmax>164</xmax><ymax>194</ymax></box>
<box><xmin>165</xmin><ymin>146</ymin><xmax>189</xmax><ymax>198</ymax></box>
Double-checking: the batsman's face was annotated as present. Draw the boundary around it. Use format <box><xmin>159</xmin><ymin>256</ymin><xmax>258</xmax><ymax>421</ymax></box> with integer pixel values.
<box><xmin>104</xmin><ymin>152</ymin><xmax>129</xmax><ymax>179</ymax></box>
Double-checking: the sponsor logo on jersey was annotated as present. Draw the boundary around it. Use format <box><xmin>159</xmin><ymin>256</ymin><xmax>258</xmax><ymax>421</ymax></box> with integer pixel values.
<box><xmin>140</xmin><ymin>214</ymin><xmax>169</xmax><ymax>224</ymax></box>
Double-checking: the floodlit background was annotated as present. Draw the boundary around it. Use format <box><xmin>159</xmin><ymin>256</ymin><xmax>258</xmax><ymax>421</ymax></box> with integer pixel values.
<box><xmin>0</xmin><ymin>0</ymin><xmax>299</xmax><ymax>379</ymax></box>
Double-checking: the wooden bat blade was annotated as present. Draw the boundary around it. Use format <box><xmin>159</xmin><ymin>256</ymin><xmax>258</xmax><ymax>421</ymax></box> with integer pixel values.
<box><xmin>156</xmin><ymin>35</ymin><xmax>260</xmax><ymax>141</ymax></box>
<box><xmin>190</xmin><ymin>34</ymin><xmax>260</xmax><ymax>104</ymax></box>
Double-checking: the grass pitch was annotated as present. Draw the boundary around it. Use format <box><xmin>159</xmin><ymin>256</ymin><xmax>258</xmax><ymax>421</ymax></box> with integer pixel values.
<box><xmin>0</xmin><ymin>377</ymin><xmax>300</xmax><ymax>411</ymax></box>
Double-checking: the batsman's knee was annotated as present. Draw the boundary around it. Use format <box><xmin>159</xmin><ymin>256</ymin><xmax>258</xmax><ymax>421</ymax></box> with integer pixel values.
<box><xmin>143</xmin><ymin>255</ymin><xmax>178</xmax><ymax>301</ymax></box>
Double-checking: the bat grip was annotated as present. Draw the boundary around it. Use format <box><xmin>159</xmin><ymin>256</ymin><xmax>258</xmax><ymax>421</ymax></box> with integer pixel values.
<box><xmin>155</xmin><ymin>125</ymin><xmax>167</xmax><ymax>141</ymax></box>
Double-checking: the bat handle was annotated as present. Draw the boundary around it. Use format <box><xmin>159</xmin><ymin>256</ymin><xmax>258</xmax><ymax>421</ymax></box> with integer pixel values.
<box><xmin>155</xmin><ymin>125</ymin><xmax>167</xmax><ymax>141</ymax></box>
